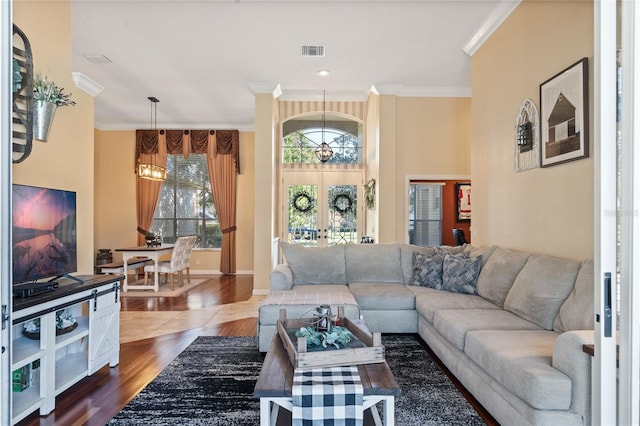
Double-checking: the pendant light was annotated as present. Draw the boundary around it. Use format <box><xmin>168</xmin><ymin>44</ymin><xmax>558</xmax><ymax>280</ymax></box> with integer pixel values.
<box><xmin>314</xmin><ymin>90</ymin><xmax>333</xmax><ymax>163</ymax></box>
<box><xmin>138</xmin><ymin>96</ymin><xmax>167</xmax><ymax>181</ymax></box>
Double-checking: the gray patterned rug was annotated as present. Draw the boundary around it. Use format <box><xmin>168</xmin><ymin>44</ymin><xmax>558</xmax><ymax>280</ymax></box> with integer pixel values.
<box><xmin>108</xmin><ymin>335</ymin><xmax>486</xmax><ymax>425</ymax></box>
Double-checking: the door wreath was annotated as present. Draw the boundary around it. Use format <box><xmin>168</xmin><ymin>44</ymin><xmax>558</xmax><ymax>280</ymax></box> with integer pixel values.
<box><xmin>332</xmin><ymin>194</ymin><xmax>353</xmax><ymax>214</ymax></box>
<box><xmin>292</xmin><ymin>192</ymin><xmax>315</xmax><ymax>213</ymax></box>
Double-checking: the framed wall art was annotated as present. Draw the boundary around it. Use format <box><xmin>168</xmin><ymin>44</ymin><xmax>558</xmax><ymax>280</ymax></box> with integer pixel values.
<box><xmin>539</xmin><ymin>57</ymin><xmax>589</xmax><ymax>167</ymax></box>
<box><xmin>455</xmin><ymin>182</ymin><xmax>471</xmax><ymax>222</ymax></box>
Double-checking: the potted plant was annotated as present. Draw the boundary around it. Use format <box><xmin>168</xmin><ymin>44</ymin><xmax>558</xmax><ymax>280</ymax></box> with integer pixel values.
<box><xmin>33</xmin><ymin>73</ymin><xmax>75</xmax><ymax>141</ymax></box>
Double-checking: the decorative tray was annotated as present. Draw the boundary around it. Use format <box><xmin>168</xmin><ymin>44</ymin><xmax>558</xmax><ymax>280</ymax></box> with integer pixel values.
<box><xmin>23</xmin><ymin>322</ymin><xmax>78</xmax><ymax>340</ymax></box>
<box><xmin>277</xmin><ymin>308</ymin><xmax>384</xmax><ymax>369</ymax></box>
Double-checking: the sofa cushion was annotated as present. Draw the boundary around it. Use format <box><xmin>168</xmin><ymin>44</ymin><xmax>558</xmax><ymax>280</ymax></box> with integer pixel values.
<box><xmin>411</xmin><ymin>286</ymin><xmax>499</xmax><ymax>323</ymax></box>
<box><xmin>410</xmin><ymin>252</ymin><xmax>445</xmax><ymax>289</ymax></box>
<box><xmin>463</xmin><ymin>244</ymin><xmax>498</xmax><ymax>268</ymax></box>
<box><xmin>433</xmin><ymin>309</ymin><xmax>542</xmax><ymax>351</ymax></box>
<box><xmin>436</xmin><ymin>245</ymin><xmax>466</xmax><ymax>255</ymax></box>
<box><xmin>281</xmin><ymin>243</ymin><xmax>346</xmax><ymax>285</ymax></box>
<box><xmin>345</xmin><ymin>243</ymin><xmax>402</xmax><ymax>283</ymax></box>
<box><xmin>504</xmin><ymin>255</ymin><xmax>581</xmax><ymax>330</ymax></box>
<box><xmin>476</xmin><ymin>247</ymin><xmax>530</xmax><ymax>307</ymax></box>
<box><xmin>553</xmin><ymin>259</ymin><xmax>595</xmax><ymax>332</ymax></box>
<box><xmin>400</xmin><ymin>244</ymin><xmax>437</xmax><ymax>284</ymax></box>
<box><xmin>258</xmin><ymin>284</ymin><xmax>359</xmax><ymax>324</ymax></box>
<box><xmin>348</xmin><ymin>282</ymin><xmax>415</xmax><ymax>310</ymax></box>
<box><xmin>465</xmin><ymin>330</ymin><xmax>572</xmax><ymax>410</ymax></box>
<box><xmin>441</xmin><ymin>253</ymin><xmax>482</xmax><ymax>294</ymax></box>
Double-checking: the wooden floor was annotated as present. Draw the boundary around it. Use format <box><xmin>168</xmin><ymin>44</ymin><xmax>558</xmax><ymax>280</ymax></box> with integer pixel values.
<box><xmin>17</xmin><ymin>275</ymin><xmax>497</xmax><ymax>426</ymax></box>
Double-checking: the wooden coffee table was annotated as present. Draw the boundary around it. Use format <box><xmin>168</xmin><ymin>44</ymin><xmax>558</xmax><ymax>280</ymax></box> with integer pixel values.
<box><xmin>254</xmin><ymin>331</ymin><xmax>401</xmax><ymax>426</ymax></box>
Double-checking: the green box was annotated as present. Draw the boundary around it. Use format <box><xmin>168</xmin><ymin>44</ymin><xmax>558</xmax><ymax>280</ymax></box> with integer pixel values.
<box><xmin>12</xmin><ymin>365</ymin><xmax>31</xmax><ymax>392</ymax></box>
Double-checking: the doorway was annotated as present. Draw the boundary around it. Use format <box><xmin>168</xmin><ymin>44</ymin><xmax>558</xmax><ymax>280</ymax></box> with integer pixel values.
<box><xmin>281</xmin><ymin>169</ymin><xmax>363</xmax><ymax>247</ymax></box>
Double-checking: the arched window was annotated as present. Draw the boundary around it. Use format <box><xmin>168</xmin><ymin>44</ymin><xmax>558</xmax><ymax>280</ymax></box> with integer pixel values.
<box><xmin>282</xmin><ymin>114</ymin><xmax>362</xmax><ymax>165</ymax></box>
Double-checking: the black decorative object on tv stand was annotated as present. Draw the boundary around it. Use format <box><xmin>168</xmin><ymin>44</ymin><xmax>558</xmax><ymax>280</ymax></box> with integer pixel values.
<box><xmin>13</xmin><ymin>282</ymin><xmax>59</xmax><ymax>299</ymax></box>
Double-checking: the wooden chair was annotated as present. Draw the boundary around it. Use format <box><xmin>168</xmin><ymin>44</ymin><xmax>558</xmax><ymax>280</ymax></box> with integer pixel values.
<box><xmin>143</xmin><ymin>235</ymin><xmax>197</xmax><ymax>290</ymax></box>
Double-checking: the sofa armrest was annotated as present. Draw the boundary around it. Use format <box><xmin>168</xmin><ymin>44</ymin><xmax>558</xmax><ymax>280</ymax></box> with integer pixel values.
<box><xmin>270</xmin><ymin>264</ymin><xmax>294</xmax><ymax>290</ymax></box>
<box><xmin>552</xmin><ymin>330</ymin><xmax>594</xmax><ymax>425</ymax></box>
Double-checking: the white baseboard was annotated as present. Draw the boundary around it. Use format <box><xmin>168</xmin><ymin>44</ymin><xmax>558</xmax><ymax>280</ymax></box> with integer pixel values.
<box><xmin>252</xmin><ymin>289</ymin><xmax>270</xmax><ymax>296</ymax></box>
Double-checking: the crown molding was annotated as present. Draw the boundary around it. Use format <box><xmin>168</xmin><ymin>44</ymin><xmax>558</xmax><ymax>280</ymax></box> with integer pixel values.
<box><xmin>463</xmin><ymin>0</ymin><xmax>521</xmax><ymax>56</ymax></box>
<box><xmin>247</xmin><ymin>82</ymin><xmax>281</xmax><ymax>98</ymax></box>
<box><xmin>71</xmin><ymin>72</ymin><xmax>104</xmax><ymax>97</ymax></box>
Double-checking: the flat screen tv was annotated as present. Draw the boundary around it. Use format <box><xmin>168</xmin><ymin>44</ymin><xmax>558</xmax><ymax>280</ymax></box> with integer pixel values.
<box><xmin>12</xmin><ymin>184</ymin><xmax>78</xmax><ymax>286</ymax></box>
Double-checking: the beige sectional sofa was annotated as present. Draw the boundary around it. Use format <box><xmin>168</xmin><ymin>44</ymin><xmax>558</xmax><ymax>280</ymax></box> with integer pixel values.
<box><xmin>258</xmin><ymin>242</ymin><xmax>595</xmax><ymax>425</ymax></box>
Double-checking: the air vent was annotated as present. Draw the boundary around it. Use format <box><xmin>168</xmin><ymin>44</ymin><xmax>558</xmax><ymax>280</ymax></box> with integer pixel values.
<box><xmin>84</xmin><ymin>54</ymin><xmax>112</xmax><ymax>64</ymax></box>
<box><xmin>301</xmin><ymin>45</ymin><xmax>325</xmax><ymax>57</ymax></box>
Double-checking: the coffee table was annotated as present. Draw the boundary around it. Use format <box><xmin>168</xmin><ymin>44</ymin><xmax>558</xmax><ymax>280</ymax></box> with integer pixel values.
<box><xmin>254</xmin><ymin>331</ymin><xmax>401</xmax><ymax>426</ymax></box>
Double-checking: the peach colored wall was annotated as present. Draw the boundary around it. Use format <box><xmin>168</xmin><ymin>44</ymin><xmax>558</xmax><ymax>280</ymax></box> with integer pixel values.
<box><xmin>94</xmin><ymin>130</ymin><xmax>255</xmax><ymax>273</ymax></box>
<box><xmin>397</xmin><ymin>96</ymin><xmax>471</xmax><ymax>243</ymax></box>
<box><xmin>377</xmin><ymin>96</ymin><xmax>472</xmax><ymax>243</ymax></box>
<box><xmin>471</xmin><ymin>0</ymin><xmax>593</xmax><ymax>260</ymax></box>
<box><xmin>13</xmin><ymin>0</ymin><xmax>96</xmax><ymax>276</ymax></box>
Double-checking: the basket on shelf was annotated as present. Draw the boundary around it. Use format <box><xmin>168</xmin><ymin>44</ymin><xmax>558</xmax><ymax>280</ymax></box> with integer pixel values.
<box><xmin>22</xmin><ymin>309</ymin><xmax>78</xmax><ymax>340</ymax></box>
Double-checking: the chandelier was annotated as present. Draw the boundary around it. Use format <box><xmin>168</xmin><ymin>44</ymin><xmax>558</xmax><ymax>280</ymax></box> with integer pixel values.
<box><xmin>138</xmin><ymin>96</ymin><xmax>167</xmax><ymax>181</ymax></box>
<box><xmin>314</xmin><ymin>90</ymin><xmax>333</xmax><ymax>163</ymax></box>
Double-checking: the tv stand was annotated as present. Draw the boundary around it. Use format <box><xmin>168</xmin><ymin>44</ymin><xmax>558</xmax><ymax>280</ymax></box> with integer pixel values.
<box><xmin>11</xmin><ymin>275</ymin><xmax>121</xmax><ymax>424</ymax></box>
<box><xmin>48</xmin><ymin>274</ymin><xmax>83</xmax><ymax>284</ymax></box>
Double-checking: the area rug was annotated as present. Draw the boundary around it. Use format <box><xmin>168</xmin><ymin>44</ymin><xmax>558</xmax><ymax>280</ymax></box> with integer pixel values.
<box><xmin>108</xmin><ymin>335</ymin><xmax>486</xmax><ymax>425</ymax></box>
<box><xmin>120</xmin><ymin>277</ymin><xmax>207</xmax><ymax>297</ymax></box>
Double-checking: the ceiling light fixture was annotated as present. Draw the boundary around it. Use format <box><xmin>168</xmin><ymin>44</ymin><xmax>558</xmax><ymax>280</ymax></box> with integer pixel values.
<box><xmin>138</xmin><ymin>96</ymin><xmax>167</xmax><ymax>181</ymax></box>
<box><xmin>314</xmin><ymin>90</ymin><xmax>333</xmax><ymax>163</ymax></box>
<box><xmin>317</xmin><ymin>69</ymin><xmax>330</xmax><ymax>77</ymax></box>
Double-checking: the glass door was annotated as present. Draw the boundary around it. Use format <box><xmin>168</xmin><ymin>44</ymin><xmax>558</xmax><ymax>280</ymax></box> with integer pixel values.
<box><xmin>282</xmin><ymin>170</ymin><xmax>362</xmax><ymax>247</ymax></box>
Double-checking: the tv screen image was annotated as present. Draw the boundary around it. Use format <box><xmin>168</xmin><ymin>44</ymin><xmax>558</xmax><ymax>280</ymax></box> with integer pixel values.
<box><xmin>12</xmin><ymin>184</ymin><xmax>77</xmax><ymax>285</ymax></box>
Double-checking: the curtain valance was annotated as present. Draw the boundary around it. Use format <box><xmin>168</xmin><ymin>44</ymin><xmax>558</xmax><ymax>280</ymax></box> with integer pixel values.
<box><xmin>135</xmin><ymin>129</ymin><xmax>240</xmax><ymax>174</ymax></box>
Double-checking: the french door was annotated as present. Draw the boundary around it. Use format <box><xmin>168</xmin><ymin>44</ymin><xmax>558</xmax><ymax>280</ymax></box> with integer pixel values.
<box><xmin>281</xmin><ymin>169</ymin><xmax>363</xmax><ymax>247</ymax></box>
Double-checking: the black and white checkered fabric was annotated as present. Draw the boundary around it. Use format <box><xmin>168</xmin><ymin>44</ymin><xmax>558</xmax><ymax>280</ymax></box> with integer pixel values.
<box><xmin>292</xmin><ymin>366</ymin><xmax>364</xmax><ymax>426</ymax></box>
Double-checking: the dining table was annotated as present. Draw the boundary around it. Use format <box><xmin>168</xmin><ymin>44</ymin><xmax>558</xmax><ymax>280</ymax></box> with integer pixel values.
<box><xmin>115</xmin><ymin>244</ymin><xmax>174</xmax><ymax>292</ymax></box>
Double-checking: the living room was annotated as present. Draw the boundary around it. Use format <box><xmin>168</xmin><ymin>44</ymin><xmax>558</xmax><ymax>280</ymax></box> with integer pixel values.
<box><xmin>6</xmin><ymin>0</ymin><xmax>632</xmax><ymax>424</ymax></box>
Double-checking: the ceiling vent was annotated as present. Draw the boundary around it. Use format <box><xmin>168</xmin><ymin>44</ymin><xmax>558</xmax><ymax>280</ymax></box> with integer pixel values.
<box><xmin>84</xmin><ymin>54</ymin><xmax>112</xmax><ymax>64</ymax></box>
<box><xmin>301</xmin><ymin>45</ymin><xmax>325</xmax><ymax>57</ymax></box>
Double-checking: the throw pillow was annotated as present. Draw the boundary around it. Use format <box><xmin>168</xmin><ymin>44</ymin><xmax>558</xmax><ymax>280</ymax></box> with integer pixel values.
<box><xmin>410</xmin><ymin>252</ymin><xmax>445</xmax><ymax>289</ymax></box>
<box><xmin>441</xmin><ymin>253</ymin><xmax>482</xmax><ymax>295</ymax></box>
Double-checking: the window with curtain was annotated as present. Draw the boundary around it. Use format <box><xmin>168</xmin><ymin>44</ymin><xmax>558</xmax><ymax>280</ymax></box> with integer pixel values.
<box><xmin>150</xmin><ymin>153</ymin><xmax>221</xmax><ymax>248</ymax></box>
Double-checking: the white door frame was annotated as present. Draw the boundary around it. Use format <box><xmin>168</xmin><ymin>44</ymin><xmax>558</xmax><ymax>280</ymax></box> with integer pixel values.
<box><xmin>618</xmin><ymin>0</ymin><xmax>640</xmax><ymax>424</ymax></box>
<box><xmin>404</xmin><ymin>175</ymin><xmax>470</xmax><ymax>244</ymax></box>
<box><xmin>1</xmin><ymin>0</ymin><xmax>13</xmax><ymax>423</ymax></box>
<box><xmin>593</xmin><ymin>1</ymin><xmax>620</xmax><ymax>424</ymax></box>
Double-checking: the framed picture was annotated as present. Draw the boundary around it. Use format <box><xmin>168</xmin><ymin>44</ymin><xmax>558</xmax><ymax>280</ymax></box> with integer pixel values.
<box><xmin>455</xmin><ymin>183</ymin><xmax>471</xmax><ymax>222</ymax></box>
<box><xmin>539</xmin><ymin>57</ymin><xmax>589</xmax><ymax>167</ymax></box>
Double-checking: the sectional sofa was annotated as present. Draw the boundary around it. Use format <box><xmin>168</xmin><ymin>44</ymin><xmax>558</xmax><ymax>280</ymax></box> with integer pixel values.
<box><xmin>258</xmin><ymin>242</ymin><xmax>595</xmax><ymax>425</ymax></box>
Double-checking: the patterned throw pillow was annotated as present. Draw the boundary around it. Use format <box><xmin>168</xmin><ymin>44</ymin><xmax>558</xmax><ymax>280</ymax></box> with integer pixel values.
<box><xmin>442</xmin><ymin>253</ymin><xmax>483</xmax><ymax>294</ymax></box>
<box><xmin>410</xmin><ymin>252</ymin><xmax>445</xmax><ymax>289</ymax></box>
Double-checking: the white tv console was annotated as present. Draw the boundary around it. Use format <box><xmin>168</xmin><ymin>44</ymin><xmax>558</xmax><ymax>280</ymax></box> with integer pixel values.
<box><xmin>10</xmin><ymin>275</ymin><xmax>122</xmax><ymax>424</ymax></box>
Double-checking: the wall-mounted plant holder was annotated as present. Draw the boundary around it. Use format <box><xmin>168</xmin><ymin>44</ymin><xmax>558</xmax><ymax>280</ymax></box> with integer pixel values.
<box><xmin>364</xmin><ymin>178</ymin><xmax>376</xmax><ymax>209</ymax></box>
<box><xmin>33</xmin><ymin>100</ymin><xmax>57</xmax><ymax>141</ymax></box>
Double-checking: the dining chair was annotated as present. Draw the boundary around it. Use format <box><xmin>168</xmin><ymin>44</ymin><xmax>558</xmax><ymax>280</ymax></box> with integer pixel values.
<box><xmin>143</xmin><ymin>235</ymin><xmax>197</xmax><ymax>290</ymax></box>
<box><xmin>452</xmin><ymin>228</ymin><xmax>469</xmax><ymax>246</ymax></box>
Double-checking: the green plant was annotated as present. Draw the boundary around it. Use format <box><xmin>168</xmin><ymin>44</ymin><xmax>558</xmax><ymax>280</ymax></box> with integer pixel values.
<box><xmin>295</xmin><ymin>325</ymin><xmax>354</xmax><ymax>349</ymax></box>
<box><xmin>12</xmin><ymin>59</ymin><xmax>22</xmax><ymax>93</ymax></box>
<box><xmin>33</xmin><ymin>73</ymin><xmax>76</xmax><ymax>106</ymax></box>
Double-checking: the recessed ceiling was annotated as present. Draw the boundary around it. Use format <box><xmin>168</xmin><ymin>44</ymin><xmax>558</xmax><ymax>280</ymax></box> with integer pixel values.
<box><xmin>70</xmin><ymin>1</ymin><xmax>517</xmax><ymax>131</ymax></box>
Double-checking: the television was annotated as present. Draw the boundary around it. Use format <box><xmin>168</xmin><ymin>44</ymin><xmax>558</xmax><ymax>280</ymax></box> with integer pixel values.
<box><xmin>12</xmin><ymin>184</ymin><xmax>78</xmax><ymax>288</ymax></box>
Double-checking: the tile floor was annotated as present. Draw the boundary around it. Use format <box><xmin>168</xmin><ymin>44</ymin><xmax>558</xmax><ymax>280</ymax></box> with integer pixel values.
<box><xmin>119</xmin><ymin>295</ymin><xmax>265</xmax><ymax>343</ymax></box>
